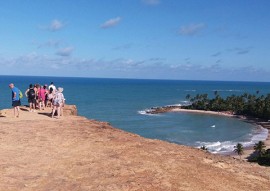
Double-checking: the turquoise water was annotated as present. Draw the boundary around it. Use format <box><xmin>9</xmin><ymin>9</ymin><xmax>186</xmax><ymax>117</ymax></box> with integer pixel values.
<box><xmin>0</xmin><ymin>76</ymin><xmax>269</xmax><ymax>153</ymax></box>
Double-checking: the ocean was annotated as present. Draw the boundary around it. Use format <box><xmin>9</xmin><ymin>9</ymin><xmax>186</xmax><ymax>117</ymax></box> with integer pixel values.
<box><xmin>0</xmin><ymin>75</ymin><xmax>269</xmax><ymax>153</ymax></box>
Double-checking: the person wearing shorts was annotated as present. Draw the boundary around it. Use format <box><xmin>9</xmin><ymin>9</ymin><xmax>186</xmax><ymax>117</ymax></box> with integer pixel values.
<box><xmin>9</xmin><ymin>83</ymin><xmax>21</xmax><ymax>117</ymax></box>
<box><xmin>25</xmin><ymin>84</ymin><xmax>36</xmax><ymax>112</ymax></box>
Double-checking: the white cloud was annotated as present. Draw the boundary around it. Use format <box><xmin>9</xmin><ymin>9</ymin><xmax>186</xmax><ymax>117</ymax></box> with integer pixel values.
<box><xmin>49</xmin><ymin>19</ymin><xmax>65</xmax><ymax>31</ymax></box>
<box><xmin>179</xmin><ymin>23</ymin><xmax>206</xmax><ymax>36</ymax></box>
<box><xmin>142</xmin><ymin>0</ymin><xmax>160</xmax><ymax>5</ymax></box>
<box><xmin>39</xmin><ymin>19</ymin><xmax>66</xmax><ymax>31</ymax></box>
<box><xmin>0</xmin><ymin>54</ymin><xmax>269</xmax><ymax>81</ymax></box>
<box><xmin>56</xmin><ymin>47</ymin><xmax>74</xmax><ymax>57</ymax></box>
<box><xmin>100</xmin><ymin>17</ymin><xmax>121</xmax><ymax>29</ymax></box>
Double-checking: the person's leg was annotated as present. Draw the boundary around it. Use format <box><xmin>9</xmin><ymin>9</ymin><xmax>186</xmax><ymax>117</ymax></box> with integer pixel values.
<box><xmin>13</xmin><ymin>107</ymin><xmax>16</xmax><ymax>117</ymax></box>
<box><xmin>33</xmin><ymin>100</ymin><xmax>36</xmax><ymax>111</ymax></box>
<box><xmin>16</xmin><ymin>106</ymin><xmax>20</xmax><ymax>117</ymax></box>
<box><xmin>57</xmin><ymin>106</ymin><xmax>60</xmax><ymax>118</ymax></box>
<box><xmin>29</xmin><ymin>102</ymin><xmax>32</xmax><ymax>111</ymax></box>
<box><xmin>30</xmin><ymin>100</ymin><xmax>34</xmax><ymax>111</ymax></box>
<box><xmin>52</xmin><ymin>105</ymin><xmax>56</xmax><ymax>118</ymax></box>
<box><xmin>59</xmin><ymin>105</ymin><xmax>63</xmax><ymax>116</ymax></box>
<box><xmin>42</xmin><ymin>101</ymin><xmax>45</xmax><ymax>110</ymax></box>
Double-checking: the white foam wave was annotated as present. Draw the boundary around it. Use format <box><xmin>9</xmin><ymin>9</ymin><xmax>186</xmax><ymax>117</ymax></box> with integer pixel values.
<box><xmin>196</xmin><ymin>128</ymin><xmax>269</xmax><ymax>154</ymax></box>
<box><xmin>165</xmin><ymin>104</ymin><xmax>182</xmax><ymax>107</ymax></box>
<box><xmin>212</xmin><ymin>89</ymin><xmax>242</xmax><ymax>92</ymax></box>
<box><xmin>196</xmin><ymin>141</ymin><xmax>236</xmax><ymax>154</ymax></box>
<box><xmin>138</xmin><ymin>109</ymin><xmax>154</xmax><ymax>116</ymax></box>
<box><xmin>137</xmin><ymin>109</ymin><xmax>162</xmax><ymax>116</ymax></box>
<box><xmin>250</xmin><ymin>127</ymin><xmax>268</xmax><ymax>143</ymax></box>
<box><xmin>184</xmin><ymin>90</ymin><xmax>196</xmax><ymax>92</ymax></box>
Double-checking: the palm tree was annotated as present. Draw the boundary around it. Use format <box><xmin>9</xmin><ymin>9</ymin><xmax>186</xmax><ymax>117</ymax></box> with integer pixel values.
<box><xmin>234</xmin><ymin>143</ymin><xmax>244</xmax><ymax>159</ymax></box>
<box><xmin>186</xmin><ymin>94</ymin><xmax>191</xmax><ymax>100</ymax></box>
<box><xmin>214</xmin><ymin>90</ymin><xmax>218</xmax><ymax>97</ymax></box>
<box><xmin>254</xmin><ymin>141</ymin><xmax>266</xmax><ymax>156</ymax></box>
<box><xmin>200</xmin><ymin>145</ymin><xmax>208</xmax><ymax>151</ymax></box>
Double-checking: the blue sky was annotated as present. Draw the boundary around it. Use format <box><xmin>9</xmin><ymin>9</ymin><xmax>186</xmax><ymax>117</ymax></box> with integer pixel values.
<box><xmin>0</xmin><ymin>0</ymin><xmax>270</xmax><ymax>81</ymax></box>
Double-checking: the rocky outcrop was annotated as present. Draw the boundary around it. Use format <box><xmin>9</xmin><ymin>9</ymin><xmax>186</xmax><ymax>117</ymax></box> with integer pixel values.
<box><xmin>63</xmin><ymin>104</ymin><xmax>78</xmax><ymax>116</ymax></box>
<box><xmin>146</xmin><ymin>105</ymin><xmax>182</xmax><ymax>114</ymax></box>
<box><xmin>0</xmin><ymin>105</ymin><xmax>269</xmax><ymax>190</ymax></box>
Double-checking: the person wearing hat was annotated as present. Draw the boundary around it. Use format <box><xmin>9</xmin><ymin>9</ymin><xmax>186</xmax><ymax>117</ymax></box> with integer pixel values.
<box><xmin>52</xmin><ymin>87</ymin><xmax>65</xmax><ymax>119</ymax></box>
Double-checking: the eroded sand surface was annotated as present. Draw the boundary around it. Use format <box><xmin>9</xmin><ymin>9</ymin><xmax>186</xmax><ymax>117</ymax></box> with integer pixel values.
<box><xmin>0</xmin><ymin>106</ymin><xmax>269</xmax><ymax>191</ymax></box>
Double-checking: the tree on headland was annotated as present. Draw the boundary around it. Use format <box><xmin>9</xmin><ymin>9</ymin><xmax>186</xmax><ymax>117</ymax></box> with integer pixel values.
<box><xmin>184</xmin><ymin>91</ymin><xmax>270</xmax><ymax>120</ymax></box>
<box><xmin>254</xmin><ymin>141</ymin><xmax>266</xmax><ymax>157</ymax></box>
<box><xmin>234</xmin><ymin>143</ymin><xmax>244</xmax><ymax>159</ymax></box>
<box><xmin>186</xmin><ymin>94</ymin><xmax>191</xmax><ymax>100</ymax></box>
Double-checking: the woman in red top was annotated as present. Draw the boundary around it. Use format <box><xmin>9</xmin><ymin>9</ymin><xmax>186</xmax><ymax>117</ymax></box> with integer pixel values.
<box><xmin>38</xmin><ymin>85</ymin><xmax>47</xmax><ymax>110</ymax></box>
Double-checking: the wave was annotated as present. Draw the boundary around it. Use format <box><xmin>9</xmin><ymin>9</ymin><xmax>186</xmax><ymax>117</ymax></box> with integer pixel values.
<box><xmin>137</xmin><ymin>110</ymin><xmax>160</xmax><ymax>116</ymax></box>
<box><xmin>212</xmin><ymin>89</ymin><xmax>242</xmax><ymax>92</ymax></box>
<box><xmin>196</xmin><ymin>141</ymin><xmax>238</xmax><ymax>154</ymax></box>
<box><xmin>196</xmin><ymin>127</ymin><xmax>269</xmax><ymax>154</ymax></box>
<box><xmin>251</xmin><ymin>127</ymin><xmax>268</xmax><ymax>143</ymax></box>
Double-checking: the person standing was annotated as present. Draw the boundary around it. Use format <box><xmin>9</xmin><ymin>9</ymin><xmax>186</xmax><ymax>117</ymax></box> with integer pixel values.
<box><xmin>48</xmin><ymin>82</ymin><xmax>56</xmax><ymax>93</ymax></box>
<box><xmin>38</xmin><ymin>85</ymin><xmax>47</xmax><ymax>110</ymax></box>
<box><xmin>9</xmin><ymin>83</ymin><xmax>21</xmax><ymax>117</ymax></box>
<box><xmin>25</xmin><ymin>84</ymin><xmax>36</xmax><ymax>112</ymax></box>
<box><xmin>52</xmin><ymin>87</ymin><xmax>65</xmax><ymax>119</ymax></box>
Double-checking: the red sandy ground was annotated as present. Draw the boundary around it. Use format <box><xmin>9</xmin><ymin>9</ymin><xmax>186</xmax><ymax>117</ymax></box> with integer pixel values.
<box><xmin>0</xmin><ymin>106</ymin><xmax>269</xmax><ymax>191</ymax></box>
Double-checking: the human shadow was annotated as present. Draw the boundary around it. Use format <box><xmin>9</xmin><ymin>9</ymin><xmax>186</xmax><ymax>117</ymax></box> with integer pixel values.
<box><xmin>20</xmin><ymin>108</ymin><xmax>29</xmax><ymax>112</ymax></box>
<box><xmin>38</xmin><ymin>112</ymin><xmax>52</xmax><ymax>118</ymax></box>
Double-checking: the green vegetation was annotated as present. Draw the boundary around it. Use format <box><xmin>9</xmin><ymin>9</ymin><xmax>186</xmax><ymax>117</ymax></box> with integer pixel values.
<box><xmin>184</xmin><ymin>92</ymin><xmax>270</xmax><ymax>120</ymax></box>
<box><xmin>253</xmin><ymin>141</ymin><xmax>266</xmax><ymax>157</ymax></box>
<box><xmin>252</xmin><ymin>143</ymin><xmax>270</xmax><ymax>166</ymax></box>
<box><xmin>200</xmin><ymin>145</ymin><xmax>208</xmax><ymax>151</ymax></box>
<box><xmin>234</xmin><ymin>143</ymin><xmax>244</xmax><ymax>159</ymax></box>
<box><xmin>185</xmin><ymin>91</ymin><xmax>270</xmax><ymax>166</ymax></box>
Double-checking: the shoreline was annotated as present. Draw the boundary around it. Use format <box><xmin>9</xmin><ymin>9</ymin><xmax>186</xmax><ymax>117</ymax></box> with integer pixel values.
<box><xmin>0</xmin><ymin>106</ymin><xmax>270</xmax><ymax>190</ymax></box>
<box><xmin>171</xmin><ymin>108</ymin><xmax>270</xmax><ymax>160</ymax></box>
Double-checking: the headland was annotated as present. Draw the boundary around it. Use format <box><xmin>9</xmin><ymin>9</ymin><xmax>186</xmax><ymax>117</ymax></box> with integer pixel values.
<box><xmin>0</xmin><ymin>105</ymin><xmax>269</xmax><ymax>190</ymax></box>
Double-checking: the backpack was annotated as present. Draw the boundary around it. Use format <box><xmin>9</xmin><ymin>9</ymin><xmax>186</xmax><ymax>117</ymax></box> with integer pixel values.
<box><xmin>19</xmin><ymin>91</ymin><xmax>23</xmax><ymax>99</ymax></box>
<box><xmin>28</xmin><ymin>88</ymin><xmax>35</xmax><ymax>99</ymax></box>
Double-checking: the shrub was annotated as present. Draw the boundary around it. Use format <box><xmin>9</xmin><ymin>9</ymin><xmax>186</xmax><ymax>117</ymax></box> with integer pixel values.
<box><xmin>257</xmin><ymin>154</ymin><xmax>270</xmax><ymax>166</ymax></box>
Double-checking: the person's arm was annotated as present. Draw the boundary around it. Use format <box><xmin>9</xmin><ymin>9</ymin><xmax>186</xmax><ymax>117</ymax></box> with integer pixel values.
<box><xmin>25</xmin><ymin>89</ymin><xmax>29</xmax><ymax>97</ymax></box>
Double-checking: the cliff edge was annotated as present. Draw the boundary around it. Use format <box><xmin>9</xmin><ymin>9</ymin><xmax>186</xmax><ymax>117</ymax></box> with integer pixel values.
<box><xmin>0</xmin><ymin>105</ymin><xmax>269</xmax><ymax>191</ymax></box>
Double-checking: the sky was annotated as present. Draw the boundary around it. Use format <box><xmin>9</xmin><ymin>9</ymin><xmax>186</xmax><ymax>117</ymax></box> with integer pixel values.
<box><xmin>0</xmin><ymin>0</ymin><xmax>270</xmax><ymax>82</ymax></box>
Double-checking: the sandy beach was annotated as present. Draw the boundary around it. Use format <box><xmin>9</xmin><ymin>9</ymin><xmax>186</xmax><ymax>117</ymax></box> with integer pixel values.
<box><xmin>172</xmin><ymin>108</ymin><xmax>270</xmax><ymax>160</ymax></box>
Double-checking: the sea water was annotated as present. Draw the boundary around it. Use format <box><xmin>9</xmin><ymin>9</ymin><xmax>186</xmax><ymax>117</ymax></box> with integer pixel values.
<box><xmin>0</xmin><ymin>76</ymin><xmax>269</xmax><ymax>153</ymax></box>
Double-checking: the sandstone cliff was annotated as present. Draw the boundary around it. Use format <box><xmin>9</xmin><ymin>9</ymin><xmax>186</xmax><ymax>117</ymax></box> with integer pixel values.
<box><xmin>0</xmin><ymin>105</ymin><xmax>269</xmax><ymax>191</ymax></box>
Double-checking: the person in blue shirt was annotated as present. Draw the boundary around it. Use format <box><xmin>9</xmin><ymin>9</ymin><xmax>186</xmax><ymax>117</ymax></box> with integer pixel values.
<box><xmin>9</xmin><ymin>83</ymin><xmax>21</xmax><ymax>117</ymax></box>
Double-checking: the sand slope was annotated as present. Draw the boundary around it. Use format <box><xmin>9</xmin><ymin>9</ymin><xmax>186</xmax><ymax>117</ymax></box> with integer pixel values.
<box><xmin>0</xmin><ymin>106</ymin><xmax>269</xmax><ymax>191</ymax></box>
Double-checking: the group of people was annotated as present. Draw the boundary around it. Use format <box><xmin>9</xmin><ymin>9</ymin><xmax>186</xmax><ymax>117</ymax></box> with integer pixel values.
<box><xmin>9</xmin><ymin>82</ymin><xmax>65</xmax><ymax>119</ymax></box>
